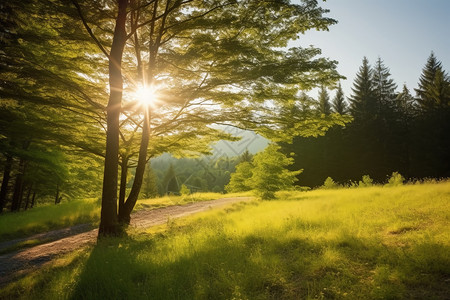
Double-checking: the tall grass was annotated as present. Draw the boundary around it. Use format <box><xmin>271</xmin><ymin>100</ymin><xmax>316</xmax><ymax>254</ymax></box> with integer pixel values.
<box><xmin>0</xmin><ymin>193</ymin><xmax>248</xmax><ymax>242</ymax></box>
<box><xmin>0</xmin><ymin>198</ymin><xmax>100</xmax><ymax>242</ymax></box>
<box><xmin>1</xmin><ymin>182</ymin><xmax>449</xmax><ymax>299</ymax></box>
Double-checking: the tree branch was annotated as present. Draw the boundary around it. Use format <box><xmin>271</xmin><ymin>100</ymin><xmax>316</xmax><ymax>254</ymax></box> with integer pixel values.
<box><xmin>71</xmin><ymin>0</ymin><xmax>110</xmax><ymax>59</ymax></box>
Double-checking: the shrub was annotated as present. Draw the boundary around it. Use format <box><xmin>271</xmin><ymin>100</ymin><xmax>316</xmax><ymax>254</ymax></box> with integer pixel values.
<box><xmin>386</xmin><ymin>172</ymin><xmax>405</xmax><ymax>186</ymax></box>
<box><xmin>359</xmin><ymin>175</ymin><xmax>373</xmax><ymax>187</ymax></box>
<box><xmin>322</xmin><ymin>177</ymin><xmax>339</xmax><ymax>189</ymax></box>
<box><xmin>180</xmin><ymin>184</ymin><xmax>190</xmax><ymax>196</ymax></box>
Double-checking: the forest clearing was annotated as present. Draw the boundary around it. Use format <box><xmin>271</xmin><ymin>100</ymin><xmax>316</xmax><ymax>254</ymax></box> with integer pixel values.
<box><xmin>1</xmin><ymin>1</ymin><xmax>449</xmax><ymax>299</ymax></box>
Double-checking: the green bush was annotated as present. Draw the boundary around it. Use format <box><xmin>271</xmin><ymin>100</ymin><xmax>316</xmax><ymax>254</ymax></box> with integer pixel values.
<box><xmin>322</xmin><ymin>177</ymin><xmax>339</xmax><ymax>189</ymax></box>
<box><xmin>386</xmin><ymin>172</ymin><xmax>405</xmax><ymax>186</ymax></box>
<box><xmin>180</xmin><ymin>184</ymin><xmax>190</xmax><ymax>196</ymax></box>
<box><xmin>359</xmin><ymin>175</ymin><xmax>373</xmax><ymax>187</ymax></box>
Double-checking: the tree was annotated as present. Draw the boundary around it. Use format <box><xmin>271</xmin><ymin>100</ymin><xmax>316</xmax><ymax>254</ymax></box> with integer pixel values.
<box><xmin>225</xmin><ymin>161</ymin><xmax>253</xmax><ymax>193</ymax></box>
<box><xmin>396</xmin><ymin>84</ymin><xmax>415</xmax><ymax>116</ymax></box>
<box><xmin>317</xmin><ymin>85</ymin><xmax>331</xmax><ymax>115</ymax></box>
<box><xmin>332</xmin><ymin>83</ymin><xmax>347</xmax><ymax>114</ymax></box>
<box><xmin>373</xmin><ymin>57</ymin><xmax>397</xmax><ymax>109</ymax></box>
<box><xmin>348</xmin><ymin>57</ymin><xmax>376</xmax><ymax>119</ymax></box>
<box><xmin>415</xmin><ymin>52</ymin><xmax>450</xmax><ymax>110</ymax></box>
<box><xmin>250</xmin><ymin>144</ymin><xmax>301</xmax><ymax>199</ymax></box>
<box><xmin>141</xmin><ymin>163</ymin><xmax>159</xmax><ymax>199</ymax></box>
<box><xmin>163</xmin><ymin>164</ymin><xmax>179</xmax><ymax>195</ymax></box>
<box><xmin>65</xmin><ymin>0</ymin><xmax>342</xmax><ymax>236</ymax></box>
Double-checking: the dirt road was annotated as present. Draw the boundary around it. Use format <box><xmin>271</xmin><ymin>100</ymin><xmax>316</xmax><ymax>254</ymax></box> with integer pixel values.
<box><xmin>0</xmin><ymin>197</ymin><xmax>253</xmax><ymax>286</ymax></box>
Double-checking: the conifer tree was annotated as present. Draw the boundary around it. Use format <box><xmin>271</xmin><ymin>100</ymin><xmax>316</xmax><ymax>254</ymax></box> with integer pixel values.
<box><xmin>348</xmin><ymin>57</ymin><xmax>376</xmax><ymax>119</ymax></box>
<box><xmin>317</xmin><ymin>86</ymin><xmax>331</xmax><ymax>115</ymax></box>
<box><xmin>141</xmin><ymin>163</ymin><xmax>158</xmax><ymax>199</ymax></box>
<box><xmin>332</xmin><ymin>83</ymin><xmax>347</xmax><ymax>114</ymax></box>
<box><xmin>415</xmin><ymin>52</ymin><xmax>449</xmax><ymax>109</ymax></box>
<box><xmin>396</xmin><ymin>84</ymin><xmax>415</xmax><ymax>116</ymax></box>
<box><xmin>373</xmin><ymin>57</ymin><xmax>397</xmax><ymax>108</ymax></box>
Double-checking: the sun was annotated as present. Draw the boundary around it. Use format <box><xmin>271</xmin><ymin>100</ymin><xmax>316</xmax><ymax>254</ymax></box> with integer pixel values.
<box><xmin>135</xmin><ymin>85</ymin><xmax>158</xmax><ymax>106</ymax></box>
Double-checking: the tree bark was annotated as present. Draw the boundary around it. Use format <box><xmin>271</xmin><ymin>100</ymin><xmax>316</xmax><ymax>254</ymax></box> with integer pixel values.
<box><xmin>54</xmin><ymin>182</ymin><xmax>62</xmax><ymax>204</ymax></box>
<box><xmin>0</xmin><ymin>155</ymin><xmax>13</xmax><ymax>213</ymax></box>
<box><xmin>119</xmin><ymin>106</ymin><xmax>150</xmax><ymax>224</ymax></box>
<box><xmin>24</xmin><ymin>184</ymin><xmax>32</xmax><ymax>210</ymax></box>
<box><xmin>10</xmin><ymin>159</ymin><xmax>25</xmax><ymax>212</ymax></box>
<box><xmin>30</xmin><ymin>191</ymin><xmax>36</xmax><ymax>208</ymax></box>
<box><xmin>118</xmin><ymin>155</ymin><xmax>129</xmax><ymax>215</ymax></box>
<box><xmin>98</xmin><ymin>0</ymin><xmax>128</xmax><ymax>237</ymax></box>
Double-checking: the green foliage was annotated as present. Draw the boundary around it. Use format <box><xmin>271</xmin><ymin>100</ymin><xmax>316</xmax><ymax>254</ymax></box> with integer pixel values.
<box><xmin>317</xmin><ymin>85</ymin><xmax>331</xmax><ymax>115</ymax></box>
<box><xmin>359</xmin><ymin>175</ymin><xmax>374</xmax><ymax>187</ymax></box>
<box><xmin>386</xmin><ymin>172</ymin><xmax>405</xmax><ymax>186</ymax></box>
<box><xmin>415</xmin><ymin>52</ymin><xmax>450</xmax><ymax>109</ymax></box>
<box><xmin>140</xmin><ymin>164</ymin><xmax>159</xmax><ymax>199</ymax></box>
<box><xmin>225</xmin><ymin>161</ymin><xmax>254</xmax><ymax>193</ymax></box>
<box><xmin>322</xmin><ymin>177</ymin><xmax>339</xmax><ymax>189</ymax></box>
<box><xmin>250</xmin><ymin>144</ymin><xmax>302</xmax><ymax>199</ymax></box>
<box><xmin>180</xmin><ymin>184</ymin><xmax>190</xmax><ymax>196</ymax></box>
<box><xmin>348</xmin><ymin>57</ymin><xmax>376</xmax><ymax>119</ymax></box>
<box><xmin>332</xmin><ymin>82</ymin><xmax>348</xmax><ymax>114</ymax></box>
<box><xmin>4</xmin><ymin>181</ymin><xmax>449</xmax><ymax>299</ymax></box>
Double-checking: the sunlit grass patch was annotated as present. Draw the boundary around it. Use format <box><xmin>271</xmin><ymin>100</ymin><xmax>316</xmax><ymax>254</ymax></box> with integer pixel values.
<box><xmin>1</xmin><ymin>181</ymin><xmax>448</xmax><ymax>299</ymax></box>
<box><xmin>0</xmin><ymin>198</ymin><xmax>100</xmax><ymax>242</ymax></box>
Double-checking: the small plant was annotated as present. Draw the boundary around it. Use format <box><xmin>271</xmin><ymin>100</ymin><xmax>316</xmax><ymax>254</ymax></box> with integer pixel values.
<box><xmin>386</xmin><ymin>172</ymin><xmax>405</xmax><ymax>186</ymax></box>
<box><xmin>322</xmin><ymin>177</ymin><xmax>338</xmax><ymax>189</ymax></box>
<box><xmin>180</xmin><ymin>184</ymin><xmax>190</xmax><ymax>196</ymax></box>
<box><xmin>358</xmin><ymin>175</ymin><xmax>373</xmax><ymax>187</ymax></box>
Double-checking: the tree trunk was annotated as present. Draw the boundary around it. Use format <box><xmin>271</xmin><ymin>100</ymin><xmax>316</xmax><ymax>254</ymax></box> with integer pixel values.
<box><xmin>0</xmin><ymin>155</ymin><xmax>13</xmax><ymax>213</ymax></box>
<box><xmin>54</xmin><ymin>182</ymin><xmax>62</xmax><ymax>204</ymax></box>
<box><xmin>30</xmin><ymin>191</ymin><xmax>36</xmax><ymax>208</ymax></box>
<box><xmin>10</xmin><ymin>159</ymin><xmax>25</xmax><ymax>212</ymax></box>
<box><xmin>98</xmin><ymin>0</ymin><xmax>128</xmax><ymax>237</ymax></box>
<box><xmin>118</xmin><ymin>106</ymin><xmax>150</xmax><ymax>224</ymax></box>
<box><xmin>24</xmin><ymin>184</ymin><xmax>32</xmax><ymax>210</ymax></box>
<box><xmin>118</xmin><ymin>156</ymin><xmax>129</xmax><ymax>215</ymax></box>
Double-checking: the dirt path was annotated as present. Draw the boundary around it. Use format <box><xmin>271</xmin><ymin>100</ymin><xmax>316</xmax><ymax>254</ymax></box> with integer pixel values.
<box><xmin>0</xmin><ymin>197</ymin><xmax>252</xmax><ymax>286</ymax></box>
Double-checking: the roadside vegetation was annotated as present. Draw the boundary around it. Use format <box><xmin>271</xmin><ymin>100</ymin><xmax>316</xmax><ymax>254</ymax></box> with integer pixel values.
<box><xmin>2</xmin><ymin>181</ymin><xmax>448</xmax><ymax>299</ymax></box>
<box><xmin>0</xmin><ymin>192</ymin><xmax>248</xmax><ymax>243</ymax></box>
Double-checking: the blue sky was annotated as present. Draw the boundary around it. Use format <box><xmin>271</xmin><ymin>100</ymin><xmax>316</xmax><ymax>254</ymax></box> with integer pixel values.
<box><xmin>292</xmin><ymin>0</ymin><xmax>450</xmax><ymax>98</ymax></box>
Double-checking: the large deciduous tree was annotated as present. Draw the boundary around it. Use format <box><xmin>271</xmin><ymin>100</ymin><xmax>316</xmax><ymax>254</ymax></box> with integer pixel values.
<box><xmin>68</xmin><ymin>0</ymin><xmax>342</xmax><ymax>236</ymax></box>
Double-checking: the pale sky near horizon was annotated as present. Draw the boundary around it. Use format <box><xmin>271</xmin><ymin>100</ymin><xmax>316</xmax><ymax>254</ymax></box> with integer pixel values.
<box><xmin>292</xmin><ymin>0</ymin><xmax>450</xmax><ymax>99</ymax></box>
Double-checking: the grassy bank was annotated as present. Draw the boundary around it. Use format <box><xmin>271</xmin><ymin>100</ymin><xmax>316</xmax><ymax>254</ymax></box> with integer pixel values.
<box><xmin>0</xmin><ymin>192</ymin><xmax>240</xmax><ymax>243</ymax></box>
<box><xmin>1</xmin><ymin>182</ymin><xmax>449</xmax><ymax>299</ymax></box>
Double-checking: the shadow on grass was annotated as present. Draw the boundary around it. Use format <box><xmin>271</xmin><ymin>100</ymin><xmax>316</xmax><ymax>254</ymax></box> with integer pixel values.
<box><xmin>67</xmin><ymin>230</ymin><xmax>450</xmax><ymax>300</ymax></box>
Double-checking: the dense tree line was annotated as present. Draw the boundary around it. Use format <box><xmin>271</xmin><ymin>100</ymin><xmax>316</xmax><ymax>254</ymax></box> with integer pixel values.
<box><xmin>282</xmin><ymin>53</ymin><xmax>450</xmax><ymax>187</ymax></box>
<box><xmin>143</xmin><ymin>152</ymin><xmax>250</xmax><ymax>196</ymax></box>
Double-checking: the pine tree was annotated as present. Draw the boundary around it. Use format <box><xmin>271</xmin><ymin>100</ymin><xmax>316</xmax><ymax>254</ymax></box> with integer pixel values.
<box><xmin>415</xmin><ymin>52</ymin><xmax>450</xmax><ymax>109</ymax></box>
<box><xmin>332</xmin><ymin>83</ymin><xmax>348</xmax><ymax>114</ymax></box>
<box><xmin>348</xmin><ymin>57</ymin><xmax>376</xmax><ymax>119</ymax></box>
<box><xmin>373</xmin><ymin>57</ymin><xmax>397</xmax><ymax>108</ymax></box>
<box><xmin>163</xmin><ymin>164</ymin><xmax>179</xmax><ymax>195</ymax></box>
<box><xmin>396</xmin><ymin>84</ymin><xmax>415</xmax><ymax>116</ymax></box>
<box><xmin>141</xmin><ymin>163</ymin><xmax>158</xmax><ymax>199</ymax></box>
<box><xmin>317</xmin><ymin>85</ymin><xmax>331</xmax><ymax>115</ymax></box>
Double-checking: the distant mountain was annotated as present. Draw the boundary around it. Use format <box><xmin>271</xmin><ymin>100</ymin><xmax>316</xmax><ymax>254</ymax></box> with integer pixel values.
<box><xmin>211</xmin><ymin>126</ymin><xmax>269</xmax><ymax>157</ymax></box>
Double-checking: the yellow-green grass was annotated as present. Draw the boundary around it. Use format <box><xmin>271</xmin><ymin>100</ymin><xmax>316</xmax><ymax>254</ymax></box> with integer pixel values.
<box><xmin>0</xmin><ymin>193</ymin><xmax>247</xmax><ymax>243</ymax></box>
<box><xmin>1</xmin><ymin>182</ymin><xmax>449</xmax><ymax>299</ymax></box>
<box><xmin>0</xmin><ymin>198</ymin><xmax>100</xmax><ymax>242</ymax></box>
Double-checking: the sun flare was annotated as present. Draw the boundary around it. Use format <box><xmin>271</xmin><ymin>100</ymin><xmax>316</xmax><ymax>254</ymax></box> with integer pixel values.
<box><xmin>135</xmin><ymin>85</ymin><xmax>158</xmax><ymax>106</ymax></box>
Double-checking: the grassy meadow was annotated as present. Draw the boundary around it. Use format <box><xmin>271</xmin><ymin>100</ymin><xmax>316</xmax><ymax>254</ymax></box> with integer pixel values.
<box><xmin>0</xmin><ymin>192</ymin><xmax>239</xmax><ymax>243</ymax></box>
<box><xmin>1</xmin><ymin>182</ymin><xmax>449</xmax><ymax>299</ymax></box>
